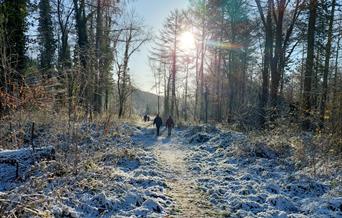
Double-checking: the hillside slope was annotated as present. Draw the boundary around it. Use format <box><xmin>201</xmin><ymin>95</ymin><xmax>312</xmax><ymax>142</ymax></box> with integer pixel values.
<box><xmin>132</xmin><ymin>89</ymin><xmax>163</xmax><ymax>115</ymax></box>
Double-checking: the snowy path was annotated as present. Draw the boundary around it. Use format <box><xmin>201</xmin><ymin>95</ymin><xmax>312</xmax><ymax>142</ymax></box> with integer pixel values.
<box><xmin>133</xmin><ymin>125</ymin><xmax>341</xmax><ymax>218</ymax></box>
<box><xmin>153</xmin><ymin>138</ymin><xmax>223</xmax><ymax>217</ymax></box>
<box><xmin>0</xmin><ymin>123</ymin><xmax>340</xmax><ymax>217</ymax></box>
<box><xmin>132</xmin><ymin>125</ymin><xmax>223</xmax><ymax>217</ymax></box>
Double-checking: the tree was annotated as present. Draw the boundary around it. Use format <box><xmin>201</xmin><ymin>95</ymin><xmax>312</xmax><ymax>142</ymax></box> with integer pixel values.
<box><xmin>331</xmin><ymin>21</ymin><xmax>341</xmax><ymax>129</ymax></box>
<box><xmin>319</xmin><ymin>0</ymin><xmax>337</xmax><ymax>126</ymax></box>
<box><xmin>38</xmin><ymin>0</ymin><xmax>56</xmax><ymax>74</ymax></box>
<box><xmin>255</xmin><ymin>0</ymin><xmax>303</xmax><ymax>124</ymax></box>
<box><xmin>150</xmin><ymin>10</ymin><xmax>184</xmax><ymax>118</ymax></box>
<box><xmin>255</xmin><ymin>0</ymin><xmax>273</xmax><ymax>127</ymax></box>
<box><xmin>0</xmin><ymin>0</ymin><xmax>27</xmax><ymax>117</ymax></box>
<box><xmin>302</xmin><ymin>0</ymin><xmax>318</xmax><ymax>130</ymax></box>
<box><xmin>193</xmin><ymin>1</ymin><xmax>208</xmax><ymax>122</ymax></box>
<box><xmin>73</xmin><ymin>0</ymin><xmax>88</xmax><ymax>69</ymax></box>
<box><xmin>279</xmin><ymin>1</ymin><xmax>302</xmax><ymax>107</ymax></box>
<box><xmin>1</xmin><ymin>0</ymin><xmax>27</xmax><ymax>89</ymax></box>
<box><xmin>115</xmin><ymin>13</ymin><xmax>150</xmax><ymax>118</ymax></box>
<box><xmin>150</xmin><ymin>57</ymin><xmax>163</xmax><ymax>115</ymax></box>
<box><xmin>73</xmin><ymin>0</ymin><xmax>90</xmax><ymax>111</ymax></box>
<box><xmin>52</xmin><ymin>0</ymin><xmax>74</xmax><ymax>120</ymax></box>
<box><xmin>158</xmin><ymin>10</ymin><xmax>184</xmax><ymax>118</ymax></box>
<box><xmin>183</xmin><ymin>56</ymin><xmax>192</xmax><ymax>121</ymax></box>
<box><xmin>94</xmin><ymin>0</ymin><xmax>116</xmax><ymax>114</ymax></box>
<box><xmin>55</xmin><ymin>0</ymin><xmax>73</xmax><ymax>69</ymax></box>
<box><xmin>0</xmin><ymin>6</ymin><xmax>7</xmax><ymax>116</ymax></box>
<box><xmin>71</xmin><ymin>0</ymin><xmax>118</xmax><ymax>116</ymax></box>
<box><xmin>223</xmin><ymin>0</ymin><xmax>250</xmax><ymax>122</ymax></box>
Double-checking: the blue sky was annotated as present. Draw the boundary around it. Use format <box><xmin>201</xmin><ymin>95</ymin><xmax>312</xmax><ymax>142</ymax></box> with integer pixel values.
<box><xmin>127</xmin><ymin>0</ymin><xmax>189</xmax><ymax>93</ymax></box>
<box><xmin>27</xmin><ymin>0</ymin><xmax>189</xmax><ymax>92</ymax></box>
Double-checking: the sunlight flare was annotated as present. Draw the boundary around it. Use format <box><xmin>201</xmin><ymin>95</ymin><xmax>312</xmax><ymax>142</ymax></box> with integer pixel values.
<box><xmin>179</xmin><ymin>31</ymin><xmax>196</xmax><ymax>51</ymax></box>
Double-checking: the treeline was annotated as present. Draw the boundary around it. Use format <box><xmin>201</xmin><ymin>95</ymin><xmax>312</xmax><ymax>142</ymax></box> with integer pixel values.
<box><xmin>1</xmin><ymin>0</ymin><xmax>341</xmax><ymax>136</ymax></box>
<box><xmin>150</xmin><ymin>0</ymin><xmax>342</xmax><ymax>134</ymax></box>
<box><xmin>0</xmin><ymin>0</ymin><xmax>149</xmax><ymax>120</ymax></box>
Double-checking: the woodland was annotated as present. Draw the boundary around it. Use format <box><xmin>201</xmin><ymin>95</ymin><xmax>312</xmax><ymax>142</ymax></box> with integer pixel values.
<box><xmin>0</xmin><ymin>0</ymin><xmax>341</xmax><ymax>217</ymax></box>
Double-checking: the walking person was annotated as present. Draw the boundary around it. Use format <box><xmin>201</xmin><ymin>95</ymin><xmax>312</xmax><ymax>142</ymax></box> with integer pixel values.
<box><xmin>153</xmin><ymin>114</ymin><xmax>163</xmax><ymax>136</ymax></box>
<box><xmin>166</xmin><ymin>115</ymin><xmax>174</xmax><ymax>137</ymax></box>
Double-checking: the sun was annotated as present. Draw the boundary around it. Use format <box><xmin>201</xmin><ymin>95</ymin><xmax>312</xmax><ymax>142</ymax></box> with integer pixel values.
<box><xmin>179</xmin><ymin>31</ymin><xmax>195</xmax><ymax>51</ymax></box>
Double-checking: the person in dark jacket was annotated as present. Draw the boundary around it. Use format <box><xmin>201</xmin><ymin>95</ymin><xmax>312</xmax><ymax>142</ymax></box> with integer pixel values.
<box><xmin>165</xmin><ymin>115</ymin><xmax>174</xmax><ymax>137</ymax></box>
<box><xmin>153</xmin><ymin>114</ymin><xmax>163</xmax><ymax>136</ymax></box>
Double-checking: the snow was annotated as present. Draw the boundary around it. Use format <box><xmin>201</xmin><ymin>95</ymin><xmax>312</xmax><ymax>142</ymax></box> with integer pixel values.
<box><xmin>181</xmin><ymin>125</ymin><xmax>342</xmax><ymax>217</ymax></box>
<box><xmin>0</xmin><ymin>146</ymin><xmax>55</xmax><ymax>191</ymax></box>
<box><xmin>0</xmin><ymin>123</ymin><xmax>341</xmax><ymax>217</ymax></box>
<box><xmin>0</xmin><ymin>124</ymin><xmax>170</xmax><ymax>217</ymax></box>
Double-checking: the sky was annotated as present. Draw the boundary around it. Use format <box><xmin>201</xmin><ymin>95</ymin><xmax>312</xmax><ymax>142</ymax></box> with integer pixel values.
<box><xmin>126</xmin><ymin>0</ymin><xmax>190</xmax><ymax>93</ymax></box>
<box><xmin>26</xmin><ymin>0</ymin><xmax>189</xmax><ymax>93</ymax></box>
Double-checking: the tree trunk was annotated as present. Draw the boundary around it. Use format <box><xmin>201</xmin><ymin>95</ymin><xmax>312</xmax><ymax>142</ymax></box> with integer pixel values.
<box><xmin>300</xmin><ymin>44</ymin><xmax>305</xmax><ymax>100</ymax></box>
<box><xmin>319</xmin><ymin>0</ymin><xmax>336</xmax><ymax>126</ymax></box>
<box><xmin>199</xmin><ymin>15</ymin><xmax>206</xmax><ymax>121</ymax></box>
<box><xmin>205</xmin><ymin>85</ymin><xmax>209</xmax><ymax>123</ymax></box>
<box><xmin>184</xmin><ymin>60</ymin><xmax>189</xmax><ymax>121</ymax></box>
<box><xmin>302</xmin><ymin>0</ymin><xmax>317</xmax><ymax>130</ymax></box>
<box><xmin>256</xmin><ymin>0</ymin><xmax>273</xmax><ymax>128</ymax></box>
<box><xmin>270</xmin><ymin>0</ymin><xmax>285</xmax><ymax>110</ymax></box>
<box><xmin>194</xmin><ymin>46</ymin><xmax>200</xmax><ymax>121</ymax></box>
<box><xmin>73</xmin><ymin>0</ymin><xmax>89</xmax><ymax>107</ymax></box>
<box><xmin>170</xmin><ymin>13</ymin><xmax>178</xmax><ymax>117</ymax></box>
<box><xmin>94</xmin><ymin>0</ymin><xmax>104</xmax><ymax>114</ymax></box>
<box><xmin>331</xmin><ymin>34</ymin><xmax>341</xmax><ymax>127</ymax></box>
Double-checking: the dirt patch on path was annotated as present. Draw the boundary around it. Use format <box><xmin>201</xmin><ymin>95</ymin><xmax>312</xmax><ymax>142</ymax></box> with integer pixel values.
<box><xmin>153</xmin><ymin>138</ymin><xmax>223</xmax><ymax>217</ymax></box>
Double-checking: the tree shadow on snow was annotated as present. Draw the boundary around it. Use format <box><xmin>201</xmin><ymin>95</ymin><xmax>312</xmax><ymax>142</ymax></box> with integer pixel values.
<box><xmin>132</xmin><ymin>127</ymin><xmax>159</xmax><ymax>148</ymax></box>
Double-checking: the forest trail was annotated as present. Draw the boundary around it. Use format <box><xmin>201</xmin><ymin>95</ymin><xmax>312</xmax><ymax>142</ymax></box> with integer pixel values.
<box><xmin>152</xmin><ymin>135</ymin><xmax>223</xmax><ymax>218</ymax></box>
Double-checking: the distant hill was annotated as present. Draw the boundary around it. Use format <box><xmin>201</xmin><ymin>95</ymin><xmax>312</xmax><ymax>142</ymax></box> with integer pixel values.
<box><xmin>131</xmin><ymin>89</ymin><xmax>163</xmax><ymax>115</ymax></box>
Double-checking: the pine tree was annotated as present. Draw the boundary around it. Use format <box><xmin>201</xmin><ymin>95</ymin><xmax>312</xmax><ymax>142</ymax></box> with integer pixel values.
<box><xmin>150</xmin><ymin>10</ymin><xmax>184</xmax><ymax>118</ymax></box>
<box><xmin>155</xmin><ymin>10</ymin><xmax>181</xmax><ymax>118</ymax></box>
<box><xmin>38</xmin><ymin>0</ymin><xmax>56</xmax><ymax>75</ymax></box>
<box><xmin>2</xmin><ymin>0</ymin><xmax>27</xmax><ymax>83</ymax></box>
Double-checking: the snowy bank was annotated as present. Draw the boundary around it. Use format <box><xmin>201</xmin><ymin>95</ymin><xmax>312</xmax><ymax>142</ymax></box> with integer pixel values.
<box><xmin>182</xmin><ymin>125</ymin><xmax>342</xmax><ymax>217</ymax></box>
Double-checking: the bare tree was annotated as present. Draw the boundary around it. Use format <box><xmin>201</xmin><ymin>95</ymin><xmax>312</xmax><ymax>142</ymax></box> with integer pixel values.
<box><xmin>114</xmin><ymin>11</ymin><xmax>150</xmax><ymax>118</ymax></box>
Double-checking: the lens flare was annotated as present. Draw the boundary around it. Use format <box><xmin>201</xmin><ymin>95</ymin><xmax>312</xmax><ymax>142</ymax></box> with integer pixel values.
<box><xmin>207</xmin><ymin>40</ymin><xmax>243</xmax><ymax>50</ymax></box>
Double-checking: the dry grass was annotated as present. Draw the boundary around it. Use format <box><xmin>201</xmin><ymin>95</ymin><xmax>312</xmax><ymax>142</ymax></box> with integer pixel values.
<box><xmin>244</xmin><ymin>123</ymin><xmax>342</xmax><ymax>178</ymax></box>
<box><xmin>0</xmin><ymin>107</ymin><xmax>143</xmax><ymax>217</ymax></box>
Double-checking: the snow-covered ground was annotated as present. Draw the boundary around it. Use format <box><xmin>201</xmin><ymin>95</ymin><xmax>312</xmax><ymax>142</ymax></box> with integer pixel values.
<box><xmin>0</xmin><ymin>123</ymin><xmax>172</xmax><ymax>217</ymax></box>
<box><xmin>180</xmin><ymin>125</ymin><xmax>342</xmax><ymax>217</ymax></box>
<box><xmin>0</xmin><ymin>123</ymin><xmax>341</xmax><ymax>217</ymax></box>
